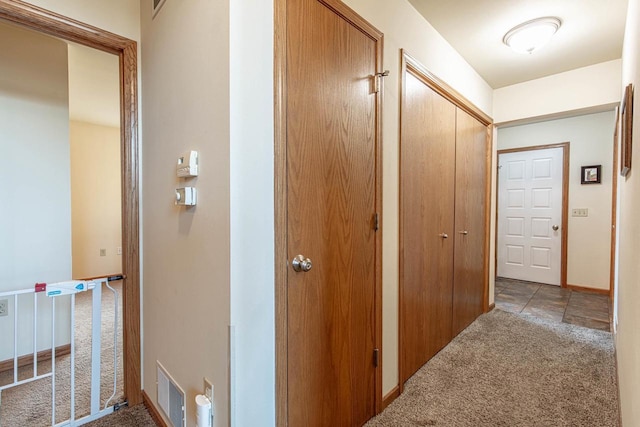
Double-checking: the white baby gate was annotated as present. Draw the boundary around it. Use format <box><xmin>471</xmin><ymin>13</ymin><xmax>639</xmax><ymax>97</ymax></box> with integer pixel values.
<box><xmin>0</xmin><ymin>275</ymin><xmax>123</xmax><ymax>426</ymax></box>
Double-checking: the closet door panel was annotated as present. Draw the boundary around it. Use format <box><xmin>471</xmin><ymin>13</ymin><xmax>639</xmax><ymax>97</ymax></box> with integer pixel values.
<box><xmin>400</xmin><ymin>71</ymin><xmax>456</xmax><ymax>383</ymax></box>
<box><xmin>452</xmin><ymin>108</ymin><xmax>488</xmax><ymax>337</ymax></box>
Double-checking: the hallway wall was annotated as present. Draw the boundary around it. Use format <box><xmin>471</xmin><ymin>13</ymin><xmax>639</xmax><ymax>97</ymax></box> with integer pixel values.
<box><xmin>616</xmin><ymin>0</ymin><xmax>640</xmax><ymax>423</ymax></box>
<box><xmin>140</xmin><ymin>1</ymin><xmax>230</xmax><ymax>426</ymax></box>
<box><xmin>493</xmin><ymin>60</ymin><xmax>621</xmax><ymax>124</ymax></box>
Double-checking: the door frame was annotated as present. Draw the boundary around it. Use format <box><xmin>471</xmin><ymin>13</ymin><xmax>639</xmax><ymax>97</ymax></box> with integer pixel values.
<box><xmin>495</xmin><ymin>142</ymin><xmax>570</xmax><ymax>288</ymax></box>
<box><xmin>398</xmin><ymin>50</ymin><xmax>493</xmax><ymax>391</ymax></box>
<box><xmin>0</xmin><ymin>0</ymin><xmax>141</xmax><ymax>405</ymax></box>
<box><xmin>274</xmin><ymin>0</ymin><xmax>384</xmax><ymax>423</ymax></box>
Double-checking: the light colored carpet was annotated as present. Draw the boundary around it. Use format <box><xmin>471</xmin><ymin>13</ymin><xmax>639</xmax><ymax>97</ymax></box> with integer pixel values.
<box><xmin>0</xmin><ymin>282</ymin><xmax>124</xmax><ymax>426</ymax></box>
<box><xmin>83</xmin><ymin>404</ymin><xmax>156</xmax><ymax>427</ymax></box>
<box><xmin>366</xmin><ymin>309</ymin><xmax>619</xmax><ymax>427</ymax></box>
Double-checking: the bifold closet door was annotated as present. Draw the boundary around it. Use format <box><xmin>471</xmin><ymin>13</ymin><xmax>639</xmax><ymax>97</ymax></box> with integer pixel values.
<box><xmin>452</xmin><ymin>108</ymin><xmax>488</xmax><ymax>337</ymax></box>
<box><xmin>400</xmin><ymin>71</ymin><xmax>456</xmax><ymax>383</ymax></box>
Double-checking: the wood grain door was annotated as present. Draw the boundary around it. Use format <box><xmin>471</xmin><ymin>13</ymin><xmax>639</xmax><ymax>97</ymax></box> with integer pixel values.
<box><xmin>285</xmin><ymin>0</ymin><xmax>380</xmax><ymax>425</ymax></box>
<box><xmin>452</xmin><ymin>108</ymin><xmax>489</xmax><ymax>337</ymax></box>
<box><xmin>400</xmin><ymin>70</ymin><xmax>456</xmax><ymax>383</ymax></box>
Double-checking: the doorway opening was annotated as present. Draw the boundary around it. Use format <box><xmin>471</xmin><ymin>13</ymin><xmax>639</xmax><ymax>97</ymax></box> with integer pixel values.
<box><xmin>0</xmin><ymin>1</ymin><xmax>140</xmax><ymax>422</ymax></box>
<box><xmin>0</xmin><ymin>19</ymin><xmax>126</xmax><ymax>424</ymax></box>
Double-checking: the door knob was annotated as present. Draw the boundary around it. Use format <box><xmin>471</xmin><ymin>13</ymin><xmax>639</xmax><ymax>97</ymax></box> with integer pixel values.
<box><xmin>292</xmin><ymin>255</ymin><xmax>313</xmax><ymax>272</ymax></box>
<box><xmin>458</xmin><ymin>230</ymin><xmax>469</xmax><ymax>235</ymax></box>
<box><xmin>552</xmin><ymin>225</ymin><xmax>559</xmax><ymax>231</ymax></box>
<box><xmin>438</xmin><ymin>233</ymin><xmax>449</xmax><ymax>239</ymax></box>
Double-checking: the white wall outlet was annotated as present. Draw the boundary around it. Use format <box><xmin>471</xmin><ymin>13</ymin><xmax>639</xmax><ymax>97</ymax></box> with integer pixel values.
<box><xmin>117</xmin><ymin>247</ymin><xmax>122</xmax><ymax>255</ymax></box>
<box><xmin>204</xmin><ymin>377</ymin><xmax>214</xmax><ymax>402</ymax></box>
<box><xmin>0</xmin><ymin>299</ymin><xmax>8</xmax><ymax>317</ymax></box>
<box><xmin>571</xmin><ymin>208</ymin><xmax>589</xmax><ymax>217</ymax></box>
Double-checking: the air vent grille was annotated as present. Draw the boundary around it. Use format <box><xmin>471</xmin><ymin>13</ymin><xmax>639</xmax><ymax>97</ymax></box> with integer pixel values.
<box><xmin>157</xmin><ymin>361</ymin><xmax>185</xmax><ymax>427</ymax></box>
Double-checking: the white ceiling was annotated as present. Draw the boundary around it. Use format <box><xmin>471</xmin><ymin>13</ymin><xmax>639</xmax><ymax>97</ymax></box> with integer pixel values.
<box><xmin>408</xmin><ymin>0</ymin><xmax>628</xmax><ymax>88</ymax></box>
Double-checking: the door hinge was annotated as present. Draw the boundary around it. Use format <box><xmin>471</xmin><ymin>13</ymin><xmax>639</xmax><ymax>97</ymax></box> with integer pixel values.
<box><xmin>373</xmin><ymin>70</ymin><xmax>390</xmax><ymax>93</ymax></box>
<box><xmin>374</xmin><ymin>212</ymin><xmax>380</xmax><ymax>231</ymax></box>
<box><xmin>373</xmin><ymin>348</ymin><xmax>380</xmax><ymax>367</ymax></box>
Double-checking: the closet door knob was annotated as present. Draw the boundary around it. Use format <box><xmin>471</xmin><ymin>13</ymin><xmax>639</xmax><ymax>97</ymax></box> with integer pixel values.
<box><xmin>458</xmin><ymin>230</ymin><xmax>469</xmax><ymax>235</ymax></box>
<box><xmin>438</xmin><ymin>233</ymin><xmax>448</xmax><ymax>239</ymax></box>
<box><xmin>292</xmin><ymin>255</ymin><xmax>313</xmax><ymax>272</ymax></box>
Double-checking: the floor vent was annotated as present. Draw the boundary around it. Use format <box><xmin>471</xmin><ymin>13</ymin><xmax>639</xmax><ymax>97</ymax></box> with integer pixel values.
<box><xmin>157</xmin><ymin>361</ymin><xmax>186</xmax><ymax>427</ymax></box>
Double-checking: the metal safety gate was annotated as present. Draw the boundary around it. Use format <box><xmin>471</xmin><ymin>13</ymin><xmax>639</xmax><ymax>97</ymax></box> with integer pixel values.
<box><xmin>0</xmin><ymin>275</ymin><xmax>123</xmax><ymax>426</ymax></box>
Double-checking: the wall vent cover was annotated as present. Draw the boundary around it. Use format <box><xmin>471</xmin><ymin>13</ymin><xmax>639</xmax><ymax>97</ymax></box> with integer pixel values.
<box><xmin>157</xmin><ymin>361</ymin><xmax>186</xmax><ymax>427</ymax></box>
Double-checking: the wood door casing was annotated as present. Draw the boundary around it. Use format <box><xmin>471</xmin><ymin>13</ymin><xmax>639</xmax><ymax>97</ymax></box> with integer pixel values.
<box><xmin>452</xmin><ymin>108</ymin><xmax>488</xmax><ymax>337</ymax></box>
<box><xmin>285</xmin><ymin>0</ymin><xmax>380</xmax><ymax>425</ymax></box>
<box><xmin>400</xmin><ymin>70</ymin><xmax>456</xmax><ymax>384</ymax></box>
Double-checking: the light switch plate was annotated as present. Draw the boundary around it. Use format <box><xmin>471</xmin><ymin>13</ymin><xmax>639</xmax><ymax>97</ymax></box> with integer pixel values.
<box><xmin>0</xmin><ymin>299</ymin><xmax>8</xmax><ymax>317</ymax></box>
<box><xmin>571</xmin><ymin>208</ymin><xmax>588</xmax><ymax>217</ymax></box>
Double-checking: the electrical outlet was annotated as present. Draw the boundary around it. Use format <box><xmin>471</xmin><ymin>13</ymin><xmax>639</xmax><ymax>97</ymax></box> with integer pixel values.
<box><xmin>571</xmin><ymin>208</ymin><xmax>589</xmax><ymax>217</ymax></box>
<box><xmin>117</xmin><ymin>247</ymin><xmax>122</xmax><ymax>255</ymax></box>
<box><xmin>204</xmin><ymin>378</ymin><xmax>214</xmax><ymax>402</ymax></box>
<box><xmin>0</xmin><ymin>299</ymin><xmax>8</xmax><ymax>317</ymax></box>
<box><xmin>100</xmin><ymin>248</ymin><xmax>107</xmax><ymax>256</ymax></box>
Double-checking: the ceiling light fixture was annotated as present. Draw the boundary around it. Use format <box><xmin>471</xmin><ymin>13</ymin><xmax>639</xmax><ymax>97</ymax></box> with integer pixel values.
<box><xmin>503</xmin><ymin>17</ymin><xmax>562</xmax><ymax>54</ymax></box>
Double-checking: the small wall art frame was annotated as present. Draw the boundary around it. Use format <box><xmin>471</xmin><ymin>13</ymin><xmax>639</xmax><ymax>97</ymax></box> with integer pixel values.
<box><xmin>621</xmin><ymin>83</ymin><xmax>634</xmax><ymax>177</ymax></box>
<box><xmin>581</xmin><ymin>165</ymin><xmax>601</xmax><ymax>184</ymax></box>
<box><xmin>152</xmin><ymin>0</ymin><xmax>167</xmax><ymax>18</ymax></box>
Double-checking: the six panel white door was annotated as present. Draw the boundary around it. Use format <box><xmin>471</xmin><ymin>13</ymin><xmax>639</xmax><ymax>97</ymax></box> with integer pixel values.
<box><xmin>497</xmin><ymin>147</ymin><xmax>563</xmax><ymax>285</ymax></box>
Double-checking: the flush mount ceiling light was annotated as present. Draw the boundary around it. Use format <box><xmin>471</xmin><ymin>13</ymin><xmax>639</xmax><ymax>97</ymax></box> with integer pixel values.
<box><xmin>503</xmin><ymin>17</ymin><xmax>562</xmax><ymax>54</ymax></box>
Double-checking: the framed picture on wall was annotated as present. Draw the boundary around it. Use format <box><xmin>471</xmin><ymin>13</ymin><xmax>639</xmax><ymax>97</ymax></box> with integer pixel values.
<box><xmin>581</xmin><ymin>165</ymin><xmax>601</xmax><ymax>184</ymax></box>
<box><xmin>621</xmin><ymin>83</ymin><xmax>634</xmax><ymax>177</ymax></box>
<box><xmin>152</xmin><ymin>0</ymin><xmax>167</xmax><ymax>18</ymax></box>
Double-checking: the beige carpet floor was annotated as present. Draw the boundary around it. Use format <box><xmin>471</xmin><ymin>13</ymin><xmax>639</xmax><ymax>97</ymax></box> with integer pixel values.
<box><xmin>5</xmin><ymin>302</ymin><xmax>617</xmax><ymax>426</ymax></box>
<box><xmin>84</xmin><ymin>404</ymin><xmax>156</xmax><ymax>427</ymax></box>
<box><xmin>0</xmin><ymin>282</ymin><xmax>124</xmax><ymax>426</ymax></box>
<box><xmin>366</xmin><ymin>309</ymin><xmax>619</xmax><ymax>427</ymax></box>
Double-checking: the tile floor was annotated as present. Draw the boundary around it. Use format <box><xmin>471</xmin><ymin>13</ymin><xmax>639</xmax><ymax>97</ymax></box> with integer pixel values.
<box><xmin>495</xmin><ymin>277</ymin><xmax>611</xmax><ymax>331</ymax></box>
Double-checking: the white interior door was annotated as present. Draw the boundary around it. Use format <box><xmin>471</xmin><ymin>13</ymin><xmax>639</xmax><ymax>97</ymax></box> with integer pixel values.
<box><xmin>497</xmin><ymin>147</ymin><xmax>563</xmax><ymax>285</ymax></box>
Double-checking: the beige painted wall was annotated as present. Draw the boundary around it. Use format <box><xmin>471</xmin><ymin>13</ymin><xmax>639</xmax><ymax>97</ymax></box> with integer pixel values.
<box><xmin>493</xmin><ymin>60</ymin><xmax>622</xmax><ymax>125</ymax></box>
<box><xmin>616</xmin><ymin>0</ymin><xmax>640</xmax><ymax>424</ymax></box>
<box><xmin>341</xmin><ymin>0</ymin><xmax>494</xmax><ymax>396</ymax></box>
<box><xmin>0</xmin><ymin>21</ymin><xmax>71</xmax><ymax>359</ymax></box>
<box><xmin>24</xmin><ymin>0</ymin><xmax>140</xmax><ymax>43</ymax></box>
<box><xmin>68</xmin><ymin>45</ymin><xmax>120</xmax><ymax>128</ymax></box>
<box><xmin>497</xmin><ymin>111</ymin><xmax>616</xmax><ymax>290</ymax></box>
<box><xmin>70</xmin><ymin>121</ymin><xmax>122</xmax><ymax>279</ymax></box>
<box><xmin>140</xmin><ymin>1</ymin><xmax>230</xmax><ymax>426</ymax></box>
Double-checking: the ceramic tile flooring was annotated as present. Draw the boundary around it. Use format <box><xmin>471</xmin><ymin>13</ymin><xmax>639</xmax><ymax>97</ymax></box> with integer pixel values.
<box><xmin>495</xmin><ymin>277</ymin><xmax>611</xmax><ymax>332</ymax></box>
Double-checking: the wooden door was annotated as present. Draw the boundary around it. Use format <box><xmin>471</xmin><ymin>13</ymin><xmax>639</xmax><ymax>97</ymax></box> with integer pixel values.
<box><xmin>452</xmin><ymin>108</ymin><xmax>489</xmax><ymax>337</ymax></box>
<box><xmin>285</xmin><ymin>0</ymin><xmax>381</xmax><ymax>425</ymax></box>
<box><xmin>497</xmin><ymin>147</ymin><xmax>564</xmax><ymax>285</ymax></box>
<box><xmin>400</xmin><ymin>70</ymin><xmax>456</xmax><ymax>383</ymax></box>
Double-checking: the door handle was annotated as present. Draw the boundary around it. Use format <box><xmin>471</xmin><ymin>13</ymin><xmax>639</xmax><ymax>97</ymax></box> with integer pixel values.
<box><xmin>552</xmin><ymin>225</ymin><xmax>559</xmax><ymax>231</ymax></box>
<box><xmin>458</xmin><ymin>230</ymin><xmax>469</xmax><ymax>235</ymax></box>
<box><xmin>292</xmin><ymin>255</ymin><xmax>313</xmax><ymax>272</ymax></box>
<box><xmin>438</xmin><ymin>233</ymin><xmax>449</xmax><ymax>239</ymax></box>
